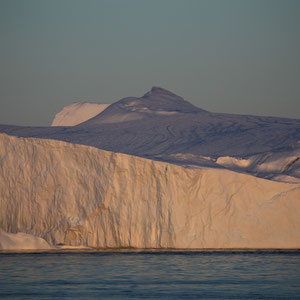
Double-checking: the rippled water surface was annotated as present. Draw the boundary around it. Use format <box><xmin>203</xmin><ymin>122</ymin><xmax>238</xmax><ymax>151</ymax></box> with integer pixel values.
<box><xmin>0</xmin><ymin>250</ymin><xmax>300</xmax><ymax>299</ymax></box>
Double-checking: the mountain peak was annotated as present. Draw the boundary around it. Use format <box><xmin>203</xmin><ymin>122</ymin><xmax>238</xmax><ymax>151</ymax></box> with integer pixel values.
<box><xmin>143</xmin><ymin>86</ymin><xmax>181</xmax><ymax>98</ymax></box>
<box><xmin>75</xmin><ymin>87</ymin><xmax>204</xmax><ymax>127</ymax></box>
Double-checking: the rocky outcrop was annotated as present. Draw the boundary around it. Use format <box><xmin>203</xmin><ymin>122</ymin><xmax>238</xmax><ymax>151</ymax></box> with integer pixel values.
<box><xmin>1</xmin><ymin>133</ymin><xmax>299</xmax><ymax>249</ymax></box>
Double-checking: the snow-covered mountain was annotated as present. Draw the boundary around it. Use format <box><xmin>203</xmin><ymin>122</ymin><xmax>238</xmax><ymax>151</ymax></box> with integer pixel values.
<box><xmin>51</xmin><ymin>102</ymin><xmax>110</xmax><ymax>126</ymax></box>
<box><xmin>1</xmin><ymin>87</ymin><xmax>300</xmax><ymax>183</ymax></box>
<box><xmin>0</xmin><ymin>87</ymin><xmax>300</xmax><ymax>249</ymax></box>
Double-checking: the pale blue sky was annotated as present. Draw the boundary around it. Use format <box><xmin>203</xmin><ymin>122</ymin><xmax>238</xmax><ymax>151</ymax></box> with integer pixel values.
<box><xmin>0</xmin><ymin>0</ymin><xmax>299</xmax><ymax>125</ymax></box>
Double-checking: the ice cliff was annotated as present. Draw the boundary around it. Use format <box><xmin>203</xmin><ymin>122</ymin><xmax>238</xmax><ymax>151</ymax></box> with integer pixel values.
<box><xmin>0</xmin><ymin>87</ymin><xmax>300</xmax><ymax>249</ymax></box>
<box><xmin>1</xmin><ymin>133</ymin><xmax>300</xmax><ymax>249</ymax></box>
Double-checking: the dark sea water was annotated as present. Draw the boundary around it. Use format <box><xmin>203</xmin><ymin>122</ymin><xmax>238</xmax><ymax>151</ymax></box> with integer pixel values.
<box><xmin>0</xmin><ymin>250</ymin><xmax>300</xmax><ymax>299</ymax></box>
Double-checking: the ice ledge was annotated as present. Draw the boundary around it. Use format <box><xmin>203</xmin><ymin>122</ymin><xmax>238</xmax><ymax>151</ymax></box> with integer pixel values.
<box><xmin>0</xmin><ymin>229</ymin><xmax>52</xmax><ymax>250</ymax></box>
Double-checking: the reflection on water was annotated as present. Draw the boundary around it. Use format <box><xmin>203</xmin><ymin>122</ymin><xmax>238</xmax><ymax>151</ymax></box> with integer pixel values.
<box><xmin>0</xmin><ymin>251</ymin><xmax>300</xmax><ymax>299</ymax></box>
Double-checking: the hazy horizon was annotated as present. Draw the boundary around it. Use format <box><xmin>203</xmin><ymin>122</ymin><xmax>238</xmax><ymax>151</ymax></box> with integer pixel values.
<box><xmin>1</xmin><ymin>0</ymin><xmax>299</xmax><ymax>126</ymax></box>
